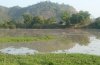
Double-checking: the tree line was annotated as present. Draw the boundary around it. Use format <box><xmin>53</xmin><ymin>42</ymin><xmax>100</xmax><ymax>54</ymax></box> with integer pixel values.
<box><xmin>0</xmin><ymin>11</ymin><xmax>100</xmax><ymax>29</ymax></box>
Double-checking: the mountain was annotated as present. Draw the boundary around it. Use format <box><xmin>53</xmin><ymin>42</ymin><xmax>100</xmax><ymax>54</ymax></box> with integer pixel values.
<box><xmin>0</xmin><ymin>1</ymin><xmax>77</xmax><ymax>23</ymax></box>
<box><xmin>0</xmin><ymin>6</ymin><xmax>10</xmax><ymax>23</ymax></box>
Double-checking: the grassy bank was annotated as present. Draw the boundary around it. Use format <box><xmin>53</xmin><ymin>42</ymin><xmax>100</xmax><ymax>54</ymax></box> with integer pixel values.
<box><xmin>0</xmin><ymin>53</ymin><xmax>100</xmax><ymax>65</ymax></box>
<box><xmin>0</xmin><ymin>35</ymin><xmax>56</xmax><ymax>43</ymax></box>
<box><xmin>0</xmin><ymin>35</ymin><xmax>74</xmax><ymax>44</ymax></box>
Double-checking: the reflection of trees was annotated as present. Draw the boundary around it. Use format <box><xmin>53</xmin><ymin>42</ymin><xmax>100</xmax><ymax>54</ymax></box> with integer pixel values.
<box><xmin>85</xmin><ymin>29</ymin><xmax>100</xmax><ymax>39</ymax></box>
<box><xmin>0</xmin><ymin>29</ymin><xmax>91</xmax><ymax>52</ymax></box>
<box><xmin>66</xmin><ymin>34</ymin><xmax>90</xmax><ymax>46</ymax></box>
<box><xmin>91</xmin><ymin>32</ymin><xmax>100</xmax><ymax>39</ymax></box>
<box><xmin>60</xmin><ymin>34</ymin><xmax>90</xmax><ymax>45</ymax></box>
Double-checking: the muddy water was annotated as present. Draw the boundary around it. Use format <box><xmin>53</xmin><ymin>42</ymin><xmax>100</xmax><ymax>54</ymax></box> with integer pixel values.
<box><xmin>0</xmin><ymin>29</ymin><xmax>100</xmax><ymax>55</ymax></box>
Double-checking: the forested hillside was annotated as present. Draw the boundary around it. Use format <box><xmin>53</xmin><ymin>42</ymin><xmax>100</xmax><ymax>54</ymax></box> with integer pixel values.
<box><xmin>0</xmin><ymin>1</ymin><xmax>100</xmax><ymax>29</ymax></box>
<box><xmin>0</xmin><ymin>1</ymin><xmax>76</xmax><ymax>23</ymax></box>
<box><xmin>0</xmin><ymin>6</ymin><xmax>10</xmax><ymax>23</ymax></box>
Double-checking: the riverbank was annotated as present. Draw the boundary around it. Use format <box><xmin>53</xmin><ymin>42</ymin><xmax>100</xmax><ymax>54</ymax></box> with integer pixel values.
<box><xmin>0</xmin><ymin>53</ymin><xmax>100</xmax><ymax>65</ymax></box>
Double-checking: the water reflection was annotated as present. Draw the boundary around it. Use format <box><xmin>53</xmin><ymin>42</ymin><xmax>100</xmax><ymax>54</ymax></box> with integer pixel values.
<box><xmin>0</xmin><ymin>47</ymin><xmax>38</xmax><ymax>55</ymax></box>
<box><xmin>53</xmin><ymin>36</ymin><xmax>100</xmax><ymax>55</ymax></box>
<box><xmin>0</xmin><ymin>29</ymin><xmax>100</xmax><ymax>55</ymax></box>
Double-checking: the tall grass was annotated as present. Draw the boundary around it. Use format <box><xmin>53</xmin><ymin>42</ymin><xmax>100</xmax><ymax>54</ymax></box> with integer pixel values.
<box><xmin>0</xmin><ymin>53</ymin><xmax>100</xmax><ymax>65</ymax></box>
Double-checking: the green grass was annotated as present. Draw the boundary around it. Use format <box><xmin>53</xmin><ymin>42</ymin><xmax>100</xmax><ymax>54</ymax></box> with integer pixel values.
<box><xmin>0</xmin><ymin>35</ymin><xmax>74</xmax><ymax>44</ymax></box>
<box><xmin>0</xmin><ymin>34</ymin><xmax>90</xmax><ymax>45</ymax></box>
<box><xmin>0</xmin><ymin>35</ymin><xmax>56</xmax><ymax>43</ymax></box>
<box><xmin>0</xmin><ymin>53</ymin><xmax>100</xmax><ymax>65</ymax></box>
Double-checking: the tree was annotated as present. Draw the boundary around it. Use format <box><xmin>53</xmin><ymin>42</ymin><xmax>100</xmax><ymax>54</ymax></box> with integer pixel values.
<box><xmin>70</xmin><ymin>14</ymin><xmax>79</xmax><ymax>25</ymax></box>
<box><xmin>7</xmin><ymin>21</ymin><xmax>16</xmax><ymax>29</ymax></box>
<box><xmin>61</xmin><ymin>12</ymin><xmax>71</xmax><ymax>25</ymax></box>
<box><xmin>45</xmin><ymin>17</ymin><xmax>56</xmax><ymax>24</ymax></box>
<box><xmin>31</xmin><ymin>16</ymin><xmax>43</xmax><ymax>25</ymax></box>
<box><xmin>2</xmin><ymin>21</ymin><xmax>16</xmax><ymax>29</ymax></box>
<box><xmin>22</xmin><ymin>14</ymin><xmax>33</xmax><ymax>28</ymax></box>
<box><xmin>78</xmin><ymin>11</ymin><xmax>91</xmax><ymax>25</ymax></box>
<box><xmin>70</xmin><ymin>11</ymin><xmax>91</xmax><ymax>27</ymax></box>
<box><xmin>93</xmin><ymin>17</ymin><xmax>100</xmax><ymax>28</ymax></box>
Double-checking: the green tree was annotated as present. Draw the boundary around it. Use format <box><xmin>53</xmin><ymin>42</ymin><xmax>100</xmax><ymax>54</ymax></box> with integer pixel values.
<box><xmin>22</xmin><ymin>14</ymin><xmax>33</xmax><ymax>28</ymax></box>
<box><xmin>93</xmin><ymin>17</ymin><xmax>100</xmax><ymax>28</ymax></box>
<box><xmin>70</xmin><ymin>11</ymin><xmax>91</xmax><ymax>27</ymax></box>
<box><xmin>61</xmin><ymin>12</ymin><xmax>71</xmax><ymax>25</ymax></box>
<box><xmin>2</xmin><ymin>21</ymin><xmax>16</xmax><ymax>29</ymax></box>
<box><xmin>78</xmin><ymin>11</ymin><xmax>91</xmax><ymax>25</ymax></box>
<box><xmin>31</xmin><ymin>16</ymin><xmax>43</xmax><ymax>25</ymax></box>
<box><xmin>45</xmin><ymin>17</ymin><xmax>56</xmax><ymax>24</ymax></box>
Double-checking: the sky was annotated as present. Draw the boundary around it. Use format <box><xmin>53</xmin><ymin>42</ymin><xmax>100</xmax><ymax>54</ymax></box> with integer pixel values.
<box><xmin>0</xmin><ymin>0</ymin><xmax>100</xmax><ymax>18</ymax></box>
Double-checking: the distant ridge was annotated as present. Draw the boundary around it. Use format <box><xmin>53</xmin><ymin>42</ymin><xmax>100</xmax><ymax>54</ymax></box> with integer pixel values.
<box><xmin>0</xmin><ymin>1</ymin><xmax>77</xmax><ymax>23</ymax></box>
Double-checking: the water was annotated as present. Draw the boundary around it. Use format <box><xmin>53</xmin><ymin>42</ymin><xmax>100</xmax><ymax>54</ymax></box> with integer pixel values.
<box><xmin>53</xmin><ymin>37</ymin><xmax>100</xmax><ymax>55</ymax></box>
<box><xmin>0</xmin><ymin>29</ymin><xmax>100</xmax><ymax>55</ymax></box>
<box><xmin>0</xmin><ymin>47</ymin><xmax>38</xmax><ymax>55</ymax></box>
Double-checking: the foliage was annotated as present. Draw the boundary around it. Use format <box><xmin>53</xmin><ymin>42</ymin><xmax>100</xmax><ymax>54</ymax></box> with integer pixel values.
<box><xmin>45</xmin><ymin>17</ymin><xmax>56</xmax><ymax>24</ymax></box>
<box><xmin>23</xmin><ymin>14</ymin><xmax>33</xmax><ymax>24</ymax></box>
<box><xmin>69</xmin><ymin>11</ymin><xmax>91</xmax><ymax>28</ymax></box>
<box><xmin>60</xmin><ymin>12</ymin><xmax>71</xmax><ymax>25</ymax></box>
<box><xmin>91</xmin><ymin>17</ymin><xmax>100</xmax><ymax>28</ymax></box>
<box><xmin>0</xmin><ymin>35</ymin><xmax>56</xmax><ymax>43</ymax></box>
<box><xmin>0</xmin><ymin>53</ymin><xmax>100</xmax><ymax>65</ymax></box>
<box><xmin>0</xmin><ymin>21</ymin><xmax>16</xmax><ymax>29</ymax></box>
<box><xmin>31</xmin><ymin>16</ymin><xmax>44</xmax><ymax>26</ymax></box>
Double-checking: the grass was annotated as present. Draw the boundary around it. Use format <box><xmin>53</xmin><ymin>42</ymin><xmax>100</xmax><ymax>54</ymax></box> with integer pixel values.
<box><xmin>0</xmin><ymin>35</ymin><xmax>56</xmax><ymax>43</ymax></box>
<box><xmin>0</xmin><ymin>53</ymin><xmax>100</xmax><ymax>65</ymax></box>
<box><xmin>0</xmin><ymin>35</ymin><xmax>74</xmax><ymax>44</ymax></box>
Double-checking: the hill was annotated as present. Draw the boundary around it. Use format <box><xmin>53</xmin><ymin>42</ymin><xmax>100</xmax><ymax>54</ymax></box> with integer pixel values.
<box><xmin>0</xmin><ymin>6</ymin><xmax>10</xmax><ymax>23</ymax></box>
<box><xmin>0</xmin><ymin>1</ymin><xmax>77</xmax><ymax>23</ymax></box>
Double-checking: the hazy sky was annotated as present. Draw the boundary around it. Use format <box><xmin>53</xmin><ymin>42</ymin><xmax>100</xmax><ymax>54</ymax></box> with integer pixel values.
<box><xmin>0</xmin><ymin>0</ymin><xmax>99</xmax><ymax>18</ymax></box>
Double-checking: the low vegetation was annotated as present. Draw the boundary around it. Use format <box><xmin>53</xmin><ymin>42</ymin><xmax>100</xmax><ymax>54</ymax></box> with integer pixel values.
<box><xmin>0</xmin><ymin>53</ymin><xmax>100</xmax><ymax>65</ymax></box>
<box><xmin>0</xmin><ymin>35</ymin><xmax>56</xmax><ymax>43</ymax></box>
<box><xmin>0</xmin><ymin>34</ymin><xmax>90</xmax><ymax>45</ymax></box>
